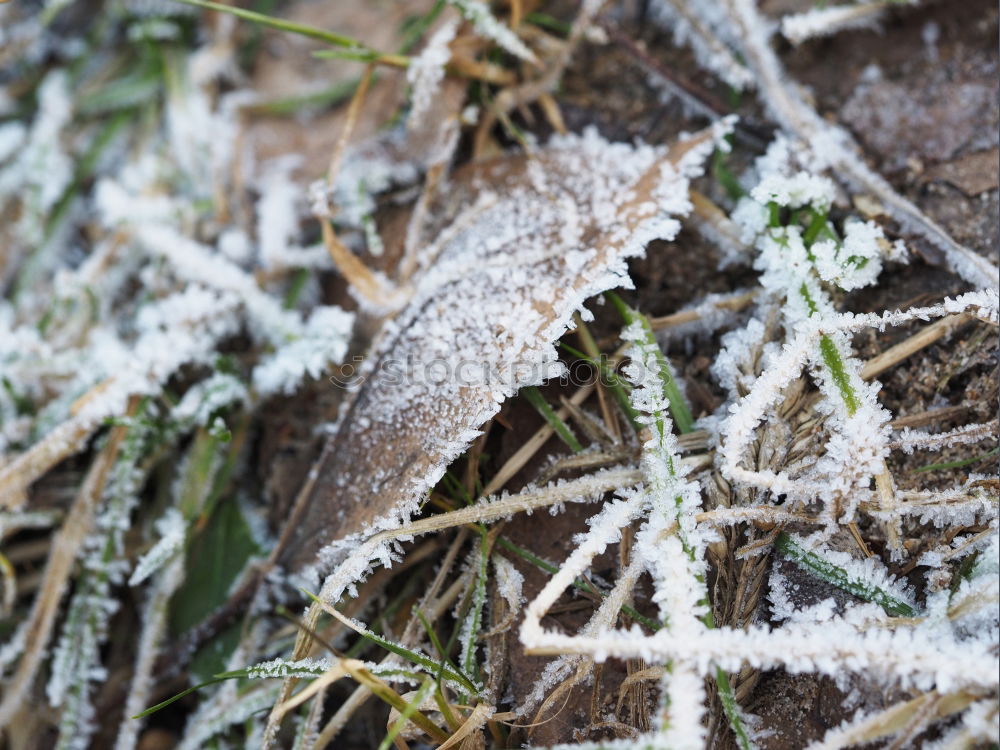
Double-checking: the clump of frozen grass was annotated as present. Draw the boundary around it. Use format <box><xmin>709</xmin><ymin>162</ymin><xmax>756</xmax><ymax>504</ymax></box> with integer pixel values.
<box><xmin>515</xmin><ymin>139</ymin><xmax>997</xmax><ymax>748</ymax></box>
<box><xmin>720</xmin><ymin>141</ymin><xmax>896</xmax><ymax>529</ymax></box>
<box><xmin>3</xmin><ymin>0</ymin><xmax>997</xmax><ymax>744</ymax></box>
<box><xmin>0</xmin><ymin>12</ymin><xmax>356</xmax><ymax>736</ymax></box>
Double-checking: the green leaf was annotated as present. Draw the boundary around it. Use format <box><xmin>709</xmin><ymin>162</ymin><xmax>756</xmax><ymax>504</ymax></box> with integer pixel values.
<box><xmin>169</xmin><ymin>499</ymin><xmax>261</xmax><ymax>638</ymax></box>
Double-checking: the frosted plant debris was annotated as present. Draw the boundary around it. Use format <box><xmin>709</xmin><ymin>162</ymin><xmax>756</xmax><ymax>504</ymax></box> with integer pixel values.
<box><xmin>406</xmin><ymin>19</ymin><xmax>459</xmax><ymax>130</ymax></box>
<box><xmin>281</xmin><ymin>118</ymin><xmax>733</xmax><ymax>582</ymax></box>
<box><xmin>780</xmin><ymin>3</ymin><xmax>892</xmax><ymax>46</ymax></box>
<box><xmin>649</xmin><ymin>0</ymin><xmax>754</xmax><ymax>91</ymax></box>
<box><xmin>447</xmin><ymin>0</ymin><xmax>538</xmax><ymax>63</ymax></box>
<box><xmin>1</xmin><ymin>0</ymin><xmax>997</xmax><ymax>744</ymax></box>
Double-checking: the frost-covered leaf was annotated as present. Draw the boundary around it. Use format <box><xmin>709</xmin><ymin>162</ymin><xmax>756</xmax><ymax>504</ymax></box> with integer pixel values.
<box><xmin>280</xmin><ymin>120</ymin><xmax>733</xmax><ymax>580</ymax></box>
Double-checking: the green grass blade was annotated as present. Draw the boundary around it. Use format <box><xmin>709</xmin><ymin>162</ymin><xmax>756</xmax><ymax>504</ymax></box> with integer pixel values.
<box><xmin>558</xmin><ymin>341</ymin><xmax>641</xmax><ymax>431</ymax></box>
<box><xmin>521</xmin><ymin>386</ymin><xmax>583</xmax><ymax>453</ymax></box>
<box><xmin>715</xmin><ymin>666</ymin><xmax>755</xmax><ymax>750</ymax></box>
<box><xmin>132</xmin><ymin>676</ymin><xmax>231</xmax><ymax>719</ymax></box>
<box><xmin>171</xmin><ymin>0</ymin><xmax>370</xmax><ymax>49</ymax></box>
<box><xmin>301</xmin><ymin>589</ymin><xmax>479</xmax><ymax>694</ymax></box>
<box><xmin>377</xmin><ymin>677</ymin><xmax>437</xmax><ymax>750</ymax></box>
<box><xmin>916</xmin><ymin>446</ymin><xmax>998</xmax><ymax>473</ymax></box>
<box><xmin>775</xmin><ymin>532</ymin><xmax>917</xmax><ymax>617</ymax></box>
<box><xmin>605</xmin><ymin>292</ymin><xmax>695</xmax><ymax>434</ymax></box>
<box><xmin>415</xmin><ymin>609</ymin><xmax>465</xmax><ymax>689</ymax></box>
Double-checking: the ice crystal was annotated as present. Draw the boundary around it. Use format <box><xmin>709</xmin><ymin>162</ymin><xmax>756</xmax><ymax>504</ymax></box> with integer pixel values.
<box><xmin>252</xmin><ymin>306</ymin><xmax>354</xmax><ymax>397</ymax></box>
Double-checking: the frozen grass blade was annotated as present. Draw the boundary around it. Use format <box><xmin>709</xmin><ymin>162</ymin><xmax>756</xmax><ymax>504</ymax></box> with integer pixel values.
<box><xmin>495</xmin><ymin>536</ymin><xmax>661</xmax><ymax>632</ymax></box>
<box><xmin>459</xmin><ymin>534</ymin><xmax>491</xmax><ymax>690</ymax></box>
<box><xmin>607</xmin><ymin>291</ymin><xmax>695</xmax><ymax>434</ymax></box>
<box><xmin>171</xmin><ymin>0</ymin><xmax>406</xmax><ymax>66</ymax></box>
<box><xmin>775</xmin><ymin>532</ymin><xmax>917</xmax><ymax>617</ymax></box>
<box><xmin>301</xmin><ymin>589</ymin><xmax>479</xmax><ymax>695</ymax></box>
<box><xmin>522</xmin><ymin>386</ymin><xmax>584</xmax><ymax>453</ymax></box>
<box><xmin>378</xmin><ymin>677</ymin><xmax>437</xmax><ymax>750</ymax></box>
<box><xmin>714</xmin><ymin>667</ymin><xmax>754</xmax><ymax>750</ymax></box>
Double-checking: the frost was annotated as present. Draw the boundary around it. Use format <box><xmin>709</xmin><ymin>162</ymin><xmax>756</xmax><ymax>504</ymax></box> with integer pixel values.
<box><xmin>649</xmin><ymin>0</ymin><xmax>754</xmax><ymax>91</ymax></box>
<box><xmin>0</xmin><ymin>69</ymin><xmax>74</xmax><ymax>252</ymax></box>
<box><xmin>172</xmin><ymin>373</ymin><xmax>249</xmax><ymax>427</ymax></box>
<box><xmin>287</xmin><ymin>121</ymin><xmax>731</xmax><ymax>582</ymax></box>
<box><xmin>750</xmin><ymin>171</ymin><xmax>836</xmax><ymax>210</ymax></box>
<box><xmin>811</xmin><ymin>219</ymin><xmax>884</xmax><ymax>291</ymax></box>
<box><xmin>780</xmin><ymin>3</ymin><xmax>888</xmax><ymax>46</ymax></box>
<box><xmin>129</xmin><ymin>508</ymin><xmax>186</xmax><ymax>586</ymax></box>
<box><xmin>723</xmin><ymin>0</ymin><xmax>999</xmax><ymax>289</ymax></box>
<box><xmin>252</xmin><ymin>306</ymin><xmax>354</xmax><ymax>396</ymax></box>
<box><xmin>407</xmin><ymin>20</ymin><xmax>458</xmax><ymax>129</ymax></box>
<box><xmin>447</xmin><ymin>0</ymin><xmax>537</xmax><ymax>63</ymax></box>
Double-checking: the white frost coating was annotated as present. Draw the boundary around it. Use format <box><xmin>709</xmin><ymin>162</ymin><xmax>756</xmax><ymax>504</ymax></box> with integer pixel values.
<box><xmin>518</xmin><ymin>306</ymin><xmax>713</xmax><ymax>746</ymax></box>
<box><xmin>522</xmin><ymin>615</ymin><xmax>998</xmax><ymax>692</ymax></box>
<box><xmin>166</xmin><ymin>60</ymin><xmax>237</xmax><ymax>200</ymax></box>
<box><xmin>0</xmin><ymin>69</ymin><xmax>73</xmax><ymax>250</ymax></box>
<box><xmin>172</xmin><ymin>373</ymin><xmax>249</xmax><ymax>427</ymax></box>
<box><xmin>256</xmin><ymin>158</ymin><xmax>301</xmax><ymax>266</ymax></box>
<box><xmin>447</xmin><ymin>0</ymin><xmax>537</xmax><ymax>63</ymax></box>
<box><xmin>811</xmin><ymin>219</ymin><xmax>884</xmax><ymax>291</ymax></box>
<box><xmin>890</xmin><ymin>420</ymin><xmax>998</xmax><ymax>455</ymax></box>
<box><xmin>723</xmin><ymin>161</ymin><xmax>893</xmax><ymax>524</ymax></box>
<box><xmin>492</xmin><ymin>554</ymin><xmax>524</xmax><ymax>613</ymax></box>
<box><xmin>128</xmin><ymin>508</ymin><xmax>186</xmax><ymax>586</ymax></box>
<box><xmin>252</xmin><ymin>306</ymin><xmax>354</xmax><ymax>396</ymax></box>
<box><xmin>751</xmin><ymin>171</ymin><xmax>836</xmax><ymax>210</ymax></box>
<box><xmin>407</xmin><ymin>20</ymin><xmax>458</xmax><ymax>129</ymax></box>
<box><xmin>301</xmin><ymin>121</ymin><xmax>732</xmax><ymax>588</ymax></box>
<box><xmin>781</xmin><ymin>3</ymin><xmax>888</xmax><ymax>46</ymax></box>
<box><xmin>724</xmin><ymin>0</ymin><xmax>999</xmax><ymax>289</ymax></box>
<box><xmin>715</xmin><ymin>297</ymin><xmax>993</xmax><ymax>505</ymax></box>
<box><xmin>648</xmin><ymin>0</ymin><xmax>754</xmax><ymax>90</ymax></box>
<box><xmin>0</xmin><ymin>121</ymin><xmax>26</xmax><ymax>164</ymax></box>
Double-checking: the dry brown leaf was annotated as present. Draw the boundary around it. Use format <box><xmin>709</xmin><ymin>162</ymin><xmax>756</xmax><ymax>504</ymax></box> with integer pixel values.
<box><xmin>922</xmin><ymin>147</ymin><xmax>1000</xmax><ymax>197</ymax></box>
<box><xmin>276</xmin><ymin>120</ymin><xmax>733</xmax><ymax>581</ymax></box>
